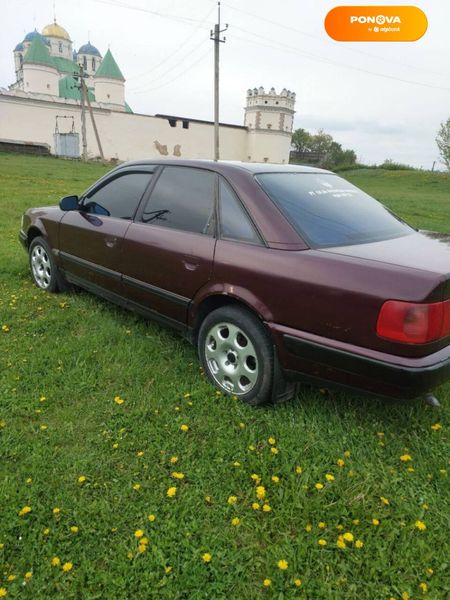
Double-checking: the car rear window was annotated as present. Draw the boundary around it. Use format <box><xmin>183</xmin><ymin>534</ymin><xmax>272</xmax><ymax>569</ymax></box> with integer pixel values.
<box><xmin>256</xmin><ymin>173</ymin><xmax>413</xmax><ymax>248</ymax></box>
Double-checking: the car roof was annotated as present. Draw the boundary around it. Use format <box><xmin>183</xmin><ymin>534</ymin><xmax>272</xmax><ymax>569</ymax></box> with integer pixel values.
<box><xmin>116</xmin><ymin>159</ymin><xmax>333</xmax><ymax>175</ymax></box>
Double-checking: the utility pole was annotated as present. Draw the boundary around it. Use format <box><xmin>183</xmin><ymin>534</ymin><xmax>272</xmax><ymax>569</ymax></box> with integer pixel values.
<box><xmin>210</xmin><ymin>2</ymin><xmax>227</xmax><ymax>161</ymax></box>
<box><xmin>79</xmin><ymin>65</ymin><xmax>88</xmax><ymax>161</ymax></box>
<box><xmin>83</xmin><ymin>78</ymin><xmax>105</xmax><ymax>161</ymax></box>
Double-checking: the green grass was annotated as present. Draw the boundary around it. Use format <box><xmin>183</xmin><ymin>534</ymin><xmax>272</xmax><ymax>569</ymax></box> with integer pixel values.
<box><xmin>0</xmin><ymin>153</ymin><xmax>449</xmax><ymax>599</ymax></box>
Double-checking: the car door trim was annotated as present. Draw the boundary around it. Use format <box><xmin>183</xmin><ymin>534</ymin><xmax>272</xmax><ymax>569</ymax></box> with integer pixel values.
<box><xmin>123</xmin><ymin>274</ymin><xmax>190</xmax><ymax>307</ymax></box>
<box><xmin>59</xmin><ymin>250</ymin><xmax>122</xmax><ymax>281</ymax></box>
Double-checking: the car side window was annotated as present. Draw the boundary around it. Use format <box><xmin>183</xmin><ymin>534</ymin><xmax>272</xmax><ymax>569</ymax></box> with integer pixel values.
<box><xmin>219</xmin><ymin>178</ymin><xmax>262</xmax><ymax>244</ymax></box>
<box><xmin>141</xmin><ymin>167</ymin><xmax>215</xmax><ymax>235</ymax></box>
<box><xmin>84</xmin><ymin>173</ymin><xmax>152</xmax><ymax>219</ymax></box>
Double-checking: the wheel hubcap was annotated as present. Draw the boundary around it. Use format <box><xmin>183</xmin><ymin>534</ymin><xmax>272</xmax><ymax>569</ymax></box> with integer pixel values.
<box><xmin>204</xmin><ymin>322</ymin><xmax>259</xmax><ymax>395</ymax></box>
<box><xmin>31</xmin><ymin>244</ymin><xmax>52</xmax><ymax>289</ymax></box>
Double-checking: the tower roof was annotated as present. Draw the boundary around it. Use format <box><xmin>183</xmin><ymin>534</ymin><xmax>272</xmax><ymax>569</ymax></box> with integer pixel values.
<box><xmin>23</xmin><ymin>35</ymin><xmax>56</xmax><ymax>69</ymax></box>
<box><xmin>42</xmin><ymin>20</ymin><xmax>71</xmax><ymax>41</ymax></box>
<box><xmin>94</xmin><ymin>49</ymin><xmax>124</xmax><ymax>81</ymax></box>
<box><xmin>24</xmin><ymin>29</ymin><xmax>50</xmax><ymax>46</ymax></box>
<box><xmin>78</xmin><ymin>42</ymin><xmax>101</xmax><ymax>57</ymax></box>
<box><xmin>14</xmin><ymin>42</ymin><xmax>24</xmax><ymax>52</ymax></box>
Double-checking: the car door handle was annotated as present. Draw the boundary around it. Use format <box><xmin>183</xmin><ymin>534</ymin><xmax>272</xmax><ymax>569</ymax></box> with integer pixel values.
<box><xmin>105</xmin><ymin>236</ymin><xmax>118</xmax><ymax>248</ymax></box>
<box><xmin>183</xmin><ymin>258</ymin><xmax>200</xmax><ymax>271</ymax></box>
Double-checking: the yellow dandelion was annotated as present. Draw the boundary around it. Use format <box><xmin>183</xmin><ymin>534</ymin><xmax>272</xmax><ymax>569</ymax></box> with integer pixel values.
<box><xmin>137</xmin><ymin>451</ymin><xmax>144</xmax><ymax>457</ymax></box>
<box><xmin>251</xmin><ymin>502</ymin><xmax>260</xmax><ymax>510</ymax></box>
<box><xmin>431</xmin><ymin>423</ymin><xmax>442</xmax><ymax>431</ymax></box>
<box><xmin>336</xmin><ymin>524</ymin><xmax>343</xmax><ymax>531</ymax></box>
<box><xmin>268</xmin><ymin>436</ymin><xmax>276</xmax><ymax>445</ymax></box>
<box><xmin>204</xmin><ymin>495</ymin><xmax>212</xmax><ymax>503</ymax></box>
<box><xmin>0</xmin><ymin>589</ymin><xmax>7</xmax><ymax>598</ymax></box>
<box><xmin>318</xmin><ymin>522</ymin><xmax>327</xmax><ymax>529</ymax></box>
<box><xmin>262</xmin><ymin>503</ymin><xmax>271</xmax><ymax>512</ymax></box>
<box><xmin>133</xmin><ymin>483</ymin><xmax>141</xmax><ymax>491</ymax></box>
<box><xmin>53</xmin><ymin>507</ymin><xmax>61</xmax><ymax>516</ymax></box>
<box><xmin>6</xmin><ymin>576</ymin><xmax>16</xmax><ymax>582</ymax></box>
<box><xmin>167</xmin><ymin>486</ymin><xmax>177</xmax><ymax>497</ymax></box>
<box><xmin>401</xmin><ymin>593</ymin><xmax>410</xmax><ymax>600</ymax></box>
<box><xmin>277</xmin><ymin>559</ymin><xmax>288</xmax><ymax>570</ymax></box>
<box><xmin>426</xmin><ymin>567</ymin><xmax>433</xmax><ymax>576</ymax></box>
<box><xmin>138</xmin><ymin>544</ymin><xmax>147</xmax><ymax>553</ymax></box>
<box><xmin>380</xmin><ymin>496</ymin><xmax>389</xmax><ymax>506</ymax></box>
<box><xmin>271</xmin><ymin>475</ymin><xmax>280</xmax><ymax>483</ymax></box>
<box><xmin>70</xmin><ymin>526</ymin><xmax>79</xmax><ymax>534</ymax></box>
<box><xmin>251</xmin><ymin>473</ymin><xmax>261</xmax><ymax>483</ymax></box>
<box><xmin>263</xmin><ymin>578</ymin><xmax>272</xmax><ymax>587</ymax></box>
<box><xmin>325</xmin><ymin>473</ymin><xmax>335</xmax><ymax>481</ymax></box>
<box><xmin>233</xmin><ymin>461</ymin><xmax>241</xmax><ymax>467</ymax></box>
<box><xmin>400</xmin><ymin>454</ymin><xmax>412</xmax><ymax>462</ymax></box>
<box><xmin>112</xmin><ymin>443</ymin><xmax>119</xmax><ymax>449</ymax></box>
<box><xmin>2</xmin><ymin>324</ymin><xmax>10</xmax><ymax>333</ymax></box>
<box><xmin>355</xmin><ymin>539</ymin><xmax>364</xmax><ymax>549</ymax></box>
<box><xmin>239</xmin><ymin>422</ymin><xmax>245</xmax><ymax>429</ymax></box>
<box><xmin>248</xmin><ymin>444</ymin><xmax>255</xmax><ymax>451</ymax></box>
<box><xmin>419</xmin><ymin>582</ymin><xmax>428</xmax><ymax>593</ymax></box>
<box><xmin>305</xmin><ymin>524</ymin><xmax>312</xmax><ymax>532</ymax></box>
<box><xmin>318</xmin><ymin>539</ymin><xmax>327</xmax><ymax>546</ymax></box>
<box><xmin>270</xmin><ymin>447</ymin><xmax>279</xmax><ymax>455</ymax></box>
<box><xmin>78</xmin><ymin>475</ymin><xmax>86</xmax><ymax>484</ymax></box>
<box><xmin>127</xmin><ymin>551</ymin><xmax>133</xmax><ymax>560</ymax></box>
<box><xmin>202</xmin><ymin>553</ymin><xmax>212</xmax><ymax>563</ymax></box>
<box><xmin>227</xmin><ymin>495</ymin><xmax>237</xmax><ymax>505</ymax></box>
<box><xmin>62</xmin><ymin>562</ymin><xmax>73</xmax><ymax>572</ymax></box>
<box><xmin>148</xmin><ymin>514</ymin><xmax>156</xmax><ymax>522</ymax></box>
<box><xmin>295</xmin><ymin>466</ymin><xmax>303</xmax><ymax>474</ymax></box>
<box><xmin>180</xmin><ymin>424</ymin><xmax>189</xmax><ymax>432</ymax></box>
<box><xmin>25</xmin><ymin>478</ymin><xmax>32</xmax><ymax>484</ymax></box>
<box><xmin>24</xmin><ymin>571</ymin><xmax>32</xmax><ymax>579</ymax></box>
<box><xmin>352</xmin><ymin>519</ymin><xmax>360</xmax><ymax>525</ymax></box>
<box><xmin>134</xmin><ymin>529</ymin><xmax>144</xmax><ymax>539</ymax></box>
<box><xmin>256</xmin><ymin>485</ymin><xmax>266</xmax><ymax>500</ymax></box>
<box><xmin>336</xmin><ymin>537</ymin><xmax>346</xmax><ymax>549</ymax></box>
<box><xmin>372</xmin><ymin>518</ymin><xmax>380</xmax><ymax>526</ymax></box>
<box><xmin>343</xmin><ymin>450</ymin><xmax>351</xmax><ymax>458</ymax></box>
<box><xmin>18</xmin><ymin>506</ymin><xmax>32</xmax><ymax>517</ymax></box>
<box><xmin>140</xmin><ymin>537</ymin><xmax>149</xmax><ymax>546</ymax></box>
<box><xmin>231</xmin><ymin>517</ymin><xmax>240</xmax><ymax>526</ymax></box>
<box><xmin>40</xmin><ymin>424</ymin><xmax>48</xmax><ymax>431</ymax></box>
<box><xmin>315</xmin><ymin>483</ymin><xmax>324</xmax><ymax>490</ymax></box>
<box><xmin>415</xmin><ymin>520</ymin><xmax>426</xmax><ymax>531</ymax></box>
<box><xmin>171</xmin><ymin>472</ymin><xmax>185</xmax><ymax>480</ymax></box>
<box><xmin>294</xmin><ymin>578</ymin><xmax>302</xmax><ymax>587</ymax></box>
<box><xmin>170</xmin><ymin>456</ymin><xmax>178</xmax><ymax>464</ymax></box>
<box><xmin>114</xmin><ymin>396</ymin><xmax>124</xmax><ymax>405</ymax></box>
<box><xmin>164</xmin><ymin>566</ymin><xmax>173</xmax><ymax>574</ymax></box>
<box><xmin>51</xmin><ymin>556</ymin><xmax>60</xmax><ymax>566</ymax></box>
<box><xmin>43</xmin><ymin>528</ymin><xmax>50</xmax><ymax>536</ymax></box>
<box><xmin>343</xmin><ymin>532</ymin><xmax>354</xmax><ymax>542</ymax></box>
<box><xmin>337</xmin><ymin>459</ymin><xmax>345</xmax><ymax>467</ymax></box>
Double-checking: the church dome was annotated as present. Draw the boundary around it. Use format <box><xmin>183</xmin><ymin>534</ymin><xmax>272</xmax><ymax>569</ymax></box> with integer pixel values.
<box><xmin>42</xmin><ymin>20</ymin><xmax>71</xmax><ymax>41</ymax></box>
<box><xmin>14</xmin><ymin>42</ymin><xmax>24</xmax><ymax>51</ymax></box>
<box><xmin>78</xmin><ymin>42</ymin><xmax>101</xmax><ymax>57</ymax></box>
<box><xmin>24</xmin><ymin>29</ymin><xmax>50</xmax><ymax>46</ymax></box>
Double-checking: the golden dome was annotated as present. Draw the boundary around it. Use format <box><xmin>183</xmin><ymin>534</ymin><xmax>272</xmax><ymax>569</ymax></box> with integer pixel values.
<box><xmin>42</xmin><ymin>20</ymin><xmax>71</xmax><ymax>41</ymax></box>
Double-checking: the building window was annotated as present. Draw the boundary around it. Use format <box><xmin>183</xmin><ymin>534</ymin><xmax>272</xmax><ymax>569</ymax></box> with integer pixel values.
<box><xmin>168</xmin><ymin>118</ymin><xmax>177</xmax><ymax>128</ymax></box>
<box><xmin>47</xmin><ymin>83</ymin><xmax>50</xmax><ymax>89</ymax></box>
<box><xmin>19</xmin><ymin>54</ymin><xmax>23</xmax><ymax>67</ymax></box>
<box><xmin>182</xmin><ymin>120</ymin><xmax>189</xmax><ymax>129</ymax></box>
<box><xmin>83</xmin><ymin>56</ymin><xmax>87</xmax><ymax>69</ymax></box>
<box><xmin>92</xmin><ymin>58</ymin><xmax>96</xmax><ymax>71</ymax></box>
<box><xmin>59</xmin><ymin>42</ymin><xmax>63</xmax><ymax>53</ymax></box>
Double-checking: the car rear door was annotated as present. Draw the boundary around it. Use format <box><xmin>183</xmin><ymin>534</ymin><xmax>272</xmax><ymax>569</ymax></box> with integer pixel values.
<box><xmin>58</xmin><ymin>168</ymin><xmax>154</xmax><ymax>296</ymax></box>
<box><xmin>121</xmin><ymin>166</ymin><xmax>217</xmax><ymax>325</ymax></box>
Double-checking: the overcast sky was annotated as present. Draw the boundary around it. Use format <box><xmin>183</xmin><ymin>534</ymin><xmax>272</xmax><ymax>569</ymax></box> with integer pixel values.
<box><xmin>1</xmin><ymin>0</ymin><xmax>449</xmax><ymax>168</ymax></box>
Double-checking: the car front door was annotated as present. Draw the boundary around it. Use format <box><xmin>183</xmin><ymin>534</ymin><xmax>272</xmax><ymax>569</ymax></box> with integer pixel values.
<box><xmin>58</xmin><ymin>169</ymin><xmax>154</xmax><ymax>296</ymax></box>
<box><xmin>121</xmin><ymin>166</ymin><xmax>217</xmax><ymax>325</ymax></box>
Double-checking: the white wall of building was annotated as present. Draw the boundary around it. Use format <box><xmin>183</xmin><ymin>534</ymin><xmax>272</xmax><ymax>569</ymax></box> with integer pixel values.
<box><xmin>94</xmin><ymin>78</ymin><xmax>125</xmax><ymax>108</ymax></box>
<box><xmin>22</xmin><ymin>64</ymin><xmax>59</xmax><ymax>97</ymax></box>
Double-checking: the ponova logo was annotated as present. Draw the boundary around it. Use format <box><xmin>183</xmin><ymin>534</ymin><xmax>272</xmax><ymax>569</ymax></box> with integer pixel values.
<box><xmin>349</xmin><ymin>15</ymin><xmax>402</xmax><ymax>25</ymax></box>
<box><xmin>325</xmin><ymin>6</ymin><xmax>427</xmax><ymax>42</ymax></box>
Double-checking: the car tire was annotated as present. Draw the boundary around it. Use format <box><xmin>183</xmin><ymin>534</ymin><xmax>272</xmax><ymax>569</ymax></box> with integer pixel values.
<box><xmin>29</xmin><ymin>236</ymin><xmax>66</xmax><ymax>293</ymax></box>
<box><xmin>198</xmin><ymin>305</ymin><xmax>275</xmax><ymax>406</ymax></box>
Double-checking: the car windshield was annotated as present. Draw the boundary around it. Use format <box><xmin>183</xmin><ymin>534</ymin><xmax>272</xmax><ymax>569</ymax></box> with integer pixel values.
<box><xmin>256</xmin><ymin>173</ymin><xmax>413</xmax><ymax>248</ymax></box>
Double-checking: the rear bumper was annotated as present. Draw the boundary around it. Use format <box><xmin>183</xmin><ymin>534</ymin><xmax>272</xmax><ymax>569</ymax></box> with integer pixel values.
<box><xmin>269</xmin><ymin>323</ymin><xmax>450</xmax><ymax>399</ymax></box>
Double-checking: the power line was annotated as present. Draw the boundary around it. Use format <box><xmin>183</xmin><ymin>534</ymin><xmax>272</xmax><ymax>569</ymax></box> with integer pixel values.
<box><xmin>231</xmin><ymin>27</ymin><xmax>450</xmax><ymax>92</ymax></box>
<box><xmin>93</xmin><ymin>0</ymin><xmax>211</xmax><ymax>26</ymax></box>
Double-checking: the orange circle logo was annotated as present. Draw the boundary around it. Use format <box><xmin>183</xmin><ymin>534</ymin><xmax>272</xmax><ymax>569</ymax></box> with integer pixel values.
<box><xmin>325</xmin><ymin>6</ymin><xmax>428</xmax><ymax>42</ymax></box>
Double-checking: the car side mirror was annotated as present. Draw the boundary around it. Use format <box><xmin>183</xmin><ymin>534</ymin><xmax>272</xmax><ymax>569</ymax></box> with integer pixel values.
<box><xmin>59</xmin><ymin>195</ymin><xmax>79</xmax><ymax>211</ymax></box>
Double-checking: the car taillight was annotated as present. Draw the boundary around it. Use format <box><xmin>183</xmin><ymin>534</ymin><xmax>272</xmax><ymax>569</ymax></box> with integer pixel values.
<box><xmin>377</xmin><ymin>299</ymin><xmax>450</xmax><ymax>344</ymax></box>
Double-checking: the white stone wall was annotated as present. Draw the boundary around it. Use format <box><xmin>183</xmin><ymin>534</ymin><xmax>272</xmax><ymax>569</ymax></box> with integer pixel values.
<box><xmin>94</xmin><ymin>78</ymin><xmax>125</xmax><ymax>108</ymax></box>
<box><xmin>246</xmin><ymin>130</ymin><xmax>292</xmax><ymax>164</ymax></box>
<box><xmin>47</xmin><ymin>37</ymin><xmax>72</xmax><ymax>60</ymax></box>
<box><xmin>22</xmin><ymin>65</ymin><xmax>59</xmax><ymax>97</ymax></box>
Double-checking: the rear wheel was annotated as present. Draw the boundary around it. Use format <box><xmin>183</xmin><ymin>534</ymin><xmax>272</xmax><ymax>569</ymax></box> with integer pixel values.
<box><xmin>198</xmin><ymin>305</ymin><xmax>274</xmax><ymax>405</ymax></box>
<box><xmin>29</xmin><ymin>236</ymin><xmax>66</xmax><ymax>293</ymax></box>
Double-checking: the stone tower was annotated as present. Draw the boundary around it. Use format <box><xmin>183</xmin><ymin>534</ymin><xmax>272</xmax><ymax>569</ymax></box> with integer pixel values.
<box><xmin>94</xmin><ymin>49</ymin><xmax>125</xmax><ymax>109</ymax></box>
<box><xmin>244</xmin><ymin>86</ymin><xmax>296</xmax><ymax>163</ymax></box>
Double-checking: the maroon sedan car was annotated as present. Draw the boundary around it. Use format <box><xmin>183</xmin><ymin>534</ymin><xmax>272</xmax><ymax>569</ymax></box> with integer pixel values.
<box><xmin>19</xmin><ymin>160</ymin><xmax>450</xmax><ymax>405</ymax></box>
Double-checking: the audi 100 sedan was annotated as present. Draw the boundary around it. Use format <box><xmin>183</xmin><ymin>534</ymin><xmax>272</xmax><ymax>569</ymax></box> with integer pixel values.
<box><xmin>20</xmin><ymin>160</ymin><xmax>450</xmax><ymax>405</ymax></box>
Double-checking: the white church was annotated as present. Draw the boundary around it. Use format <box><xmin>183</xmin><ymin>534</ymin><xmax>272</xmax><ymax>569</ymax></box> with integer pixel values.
<box><xmin>0</xmin><ymin>20</ymin><xmax>296</xmax><ymax>163</ymax></box>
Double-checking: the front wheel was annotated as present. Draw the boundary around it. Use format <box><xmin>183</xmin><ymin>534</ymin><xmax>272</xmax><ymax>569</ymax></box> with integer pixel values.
<box><xmin>198</xmin><ymin>305</ymin><xmax>275</xmax><ymax>405</ymax></box>
<box><xmin>29</xmin><ymin>236</ymin><xmax>65</xmax><ymax>293</ymax></box>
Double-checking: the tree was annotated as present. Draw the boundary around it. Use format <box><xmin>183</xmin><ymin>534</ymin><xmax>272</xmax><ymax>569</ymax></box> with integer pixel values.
<box><xmin>291</xmin><ymin>128</ymin><xmax>312</xmax><ymax>153</ymax></box>
<box><xmin>291</xmin><ymin>127</ymin><xmax>357</xmax><ymax>170</ymax></box>
<box><xmin>436</xmin><ymin>118</ymin><xmax>450</xmax><ymax>170</ymax></box>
